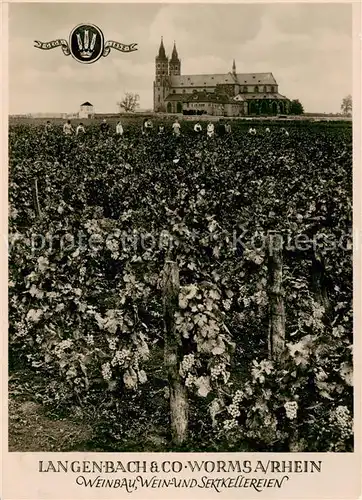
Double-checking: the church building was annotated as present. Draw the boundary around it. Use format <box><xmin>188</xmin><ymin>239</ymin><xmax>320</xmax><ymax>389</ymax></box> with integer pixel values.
<box><xmin>153</xmin><ymin>38</ymin><xmax>290</xmax><ymax>116</ymax></box>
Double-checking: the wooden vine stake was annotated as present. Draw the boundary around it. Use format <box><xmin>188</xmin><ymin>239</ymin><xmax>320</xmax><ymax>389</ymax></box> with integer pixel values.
<box><xmin>32</xmin><ymin>178</ymin><xmax>41</xmax><ymax>218</ymax></box>
<box><xmin>267</xmin><ymin>232</ymin><xmax>285</xmax><ymax>361</ymax></box>
<box><xmin>162</xmin><ymin>259</ymin><xmax>189</xmax><ymax>445</ymax></box>
<box><xmin>267</xmin><ymin>232</ymin><xmax>301</xmax><ymax>451</ymax></box>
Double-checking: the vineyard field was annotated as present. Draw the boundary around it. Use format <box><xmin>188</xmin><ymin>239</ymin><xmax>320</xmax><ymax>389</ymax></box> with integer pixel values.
<box><xmin>8</xmin><ymin>119</ymin><xmax>353</xmax><ymax>452</ymax></box>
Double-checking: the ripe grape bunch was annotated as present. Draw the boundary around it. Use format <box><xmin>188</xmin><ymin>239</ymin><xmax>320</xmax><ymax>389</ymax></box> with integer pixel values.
<box><xmin>101</xmin><ymin>362</ymin><xmax>112</xmax><ymax>381</ymax></box>
<box><xmin>284</xmin><ymin>401</ymin><xmax>298</xmax><ymax>420</ymax></box>
<box><xmin>211</xmin><ymin>363</ymin><xmax>227</xmax><ymax>380</ymax></box>
<box><xmin>111</xmin><ymin>348</ymin><xmax>133</xmax><ymax>367</ymax></box>
<box><xmin>223</xmin><ymin>419</ymin><xmax>238</xmax><ymax>431</ymax></box>
<box><xmin>331</xmin><ymin>405</ymin><xmax>353</xmax><ymax>439</ymax></box>
<box><xmin>15</xmin><ymin>321</ymin><xmax>27</xmax><ymax>337</ymax></box>
<box><xmin>180</xmin><ymin>354</ymin><xmax>196</xmax><ymax>378</ymax></box>
<box><xmin>185</xmin><ymin>373</ymin><xmax>197</xmax><ymax>388</ymax></box>
<box><xmin>227</xmin><ymin>403</ymin><xmax>241</xmax><ymax>418</ymax></box>
<box><xmin>232</xmin><ymin>390</ymin><xmax>244</xmax><ymax>404</ymax></box>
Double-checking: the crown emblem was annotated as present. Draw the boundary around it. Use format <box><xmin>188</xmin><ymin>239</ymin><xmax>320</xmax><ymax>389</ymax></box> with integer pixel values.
<box><xmin>76</xmin><ymin>30</ymin><xmax>97</xmax><ymax>59</ymax></box>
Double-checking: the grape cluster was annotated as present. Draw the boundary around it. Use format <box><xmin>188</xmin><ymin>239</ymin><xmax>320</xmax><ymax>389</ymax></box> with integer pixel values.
<box><xmin>101</xmin><ymin>362</ymin><xmax>112</xmax><ymax>381</ymax></box>
<box><xmin>211</xmin><ymin>363</ymin><xmax>226</xmax><ymax>379</ymax></box>
<box><xmin>185</xmin><ymin>374</ymin><xmax>197</xmax><ymax>388</ymax></box>
<box><xmin>112</xmin><ymin>348</ymin><xmax>132</xmax><ymax>366</ymax></box>
<box><xmin>211</xmin><ymin>363</ymin><xmax>230</xmax><ymax>384</ymax></box>
<box><xmin>331</xmin><ymin>406</ymin><xmax>353</xmax><ymax>439</ymax></box>
<box><xmin>227</xmin><ymin>403</ymin><xmax>241</xmax><ymax>418</ymax></box>
<box><xmin>108</xmin><ymin>338</ymin><xmax>117</xmax><ymax>350</ymax></box>
<box><xmin>85</xmin><ymin>334</ymin><xmax>94</xmax><ymax>346</ymax></box>
<box><xmin>232</xmin><ymin>390</ymin><xmax>244</xmax><ymax>404</ymax></box>
<box><xmin>223</xmin><ymin>419</ymin><xmax>238</xmax><ymax>431</ymax></box>
<box><xmin>15</xmin><ymin>321</ymin><xmax>27</xmax><ymax>337</ymax></box>
<box><xmin>180</xmin><ymin>354</ymin><xmax>195</xmax><ymax>377</ymax></box>
<box><xmin>284</xmin><ymin>401</ymin><xmax>298</xmax><ymax>420</ymax></box>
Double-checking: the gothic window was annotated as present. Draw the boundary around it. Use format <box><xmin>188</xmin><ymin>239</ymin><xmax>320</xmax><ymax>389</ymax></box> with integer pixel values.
<box><xmin>254</xmin><ymin>86</ymin><xmax>258</xmax><ymax>93</ymax></box>
<box><xmin>264</xmin><ymin>86</ymin><xmax>267</xmax><ymax>92</ymax></box>
<box><xmin>173</xmin><ymin>90</ymin><xmax>176</xmax><ymax>94</ymax></box>
<box><xmin>243</xmin><ymin>86</ymin><xmax>247</xmax><ymax>93</ymax></box>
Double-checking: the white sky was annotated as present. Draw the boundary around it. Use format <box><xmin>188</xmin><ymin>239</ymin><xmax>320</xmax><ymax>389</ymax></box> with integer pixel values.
<box><xmin>9</xmin><ymin>3</ymin><xmax>352</xmax><ymax>114</ymax></box>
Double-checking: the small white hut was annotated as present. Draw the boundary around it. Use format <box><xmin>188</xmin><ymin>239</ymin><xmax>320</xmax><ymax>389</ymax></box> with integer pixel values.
<box><xmin>79</xmin><ymin>102</ymin><xmax>94</xmax><ymax>119</ymax></box>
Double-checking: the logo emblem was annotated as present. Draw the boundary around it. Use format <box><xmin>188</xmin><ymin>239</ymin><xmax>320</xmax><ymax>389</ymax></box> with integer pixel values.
<box><xmin>69</xmin><ymin>24</ymin><xmax>104</xmax><ymax>64</ymax></box>
<box><xmin>34</xmin><ymin>24</ymin><xmax>138</xmax><ymax>64</ymax></box>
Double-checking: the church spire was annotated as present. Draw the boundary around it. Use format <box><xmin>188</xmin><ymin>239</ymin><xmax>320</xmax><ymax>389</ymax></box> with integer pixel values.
<box><xmin>171</xmin><ymin>41</ymin><xmax>179</xmax><ymax>61</ymax></box>
<box><xmin>232</xmin><ymin>59</ymin><xmax>236</xmax><ymax>74</ymax></box>
<box><xmin>158</xmin><ymin>36</ymin><xmax>166</xmax><ymax>59</ymax></box>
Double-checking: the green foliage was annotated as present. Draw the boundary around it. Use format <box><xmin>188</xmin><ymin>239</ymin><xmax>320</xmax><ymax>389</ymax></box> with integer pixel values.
<box><xmin>289</xmin><ymin>99</ymin><xmax>304</xmax><ymax>115</ymax></box>
<box><xmin>9</xmin><ymin>120</ymin><xmax>352</xmax><ymax>451</ymax></box>
<box><xmin>340</xmin><ymin>95</ymin><xmax>352</xmax><ymax>116</ymax></box>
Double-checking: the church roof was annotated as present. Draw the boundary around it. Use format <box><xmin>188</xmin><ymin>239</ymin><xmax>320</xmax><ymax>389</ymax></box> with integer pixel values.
<box><xmin>234</xmin><ymin>93</ymin><xmax>289</xmax><ymax>101</ymax></box>
<box><xmin>169</xmin><ymin>72</ymin><xmax>277</xmax><ymax>87</ymax></box>
<box><xmin>164</xmin><ymin>94</ymin><xmax>187</xmax><ymax>102</ymax></box>
<box><xmin>81</xmin><ymin>101</ymin><xmax>93</xmax><ymax>106</ymax></box>
<box><xmin>165</xmin><ymin>92</ymin><xmax>241</xmax><ymax>105</ymax></box>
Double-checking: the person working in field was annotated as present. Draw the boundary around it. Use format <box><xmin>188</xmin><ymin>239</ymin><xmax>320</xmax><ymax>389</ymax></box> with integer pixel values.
<box><xmin>45</xmin><ymin>121</ymin><xmax>52</xmax><ymax>134</ymax></box>
<box><xmin>207</xmin><ymin>121</ymin><xmax>215</xmax><ymax>138</ymax></box>
<box><xmin>142</xmin><ymin>118</ymin><xmax>153</xmax><ymax>135</ymax></box>
<box><xmin>194</xmin><ymin>122</ymin><xmax>202</xmax><ymax>135</ymax></box>
<box><xmin>76</xmin><ymin>123</ymin><xmax>86</xmax><ymax>136</ymax></box>
<box><xmin>63</xmin><ymin>120</ymin><xmax>74</xmax><ymax>135</ymax></box>
<box><xmin>172</xmin><ymin>118</ymin><xmax>181</xmax><ymax>137</ymax></box>
<box><xmin>100</xmin><ymin>119</ymin><xmax>109</xmax><ymax>135</ymax></box>
<box><xmin>225</xmin><ymin>121</ymin><xmax>232</xmax><ymax>134</ymax></box>
<box><xmin>249</xmin><ymin>127</ymin><xmax>257</xmax><ymax>135</ymax></box>
<box><xmin>217</xmin><ymin>119</ymin><xmax>226</xmax><ymax>137</ymax></box>
<box><xmin>141</xmin><ymin>118</ymin><xmax>147</xmax><ymax>135</ymax></box>
<box><xmin>116</xmin><ymin>120</ymin><xmax>124</xmax><ymax>138</ymax></box>
<box><xmin>158</xmin><ymin>124</ymin><xmax>165</xmax><ymax>135</ymax></box>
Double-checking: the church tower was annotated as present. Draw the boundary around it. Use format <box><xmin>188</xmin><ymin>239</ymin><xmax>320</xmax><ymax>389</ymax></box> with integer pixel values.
<box><xmin>169</xmin><ymin>41</ymin><xmax>181</xmax><ymax>76</ymax></box>
<box><xmin>154</xmin><ymin>37</ymin><xmax>169</xmax><ymax>112</ymax></box>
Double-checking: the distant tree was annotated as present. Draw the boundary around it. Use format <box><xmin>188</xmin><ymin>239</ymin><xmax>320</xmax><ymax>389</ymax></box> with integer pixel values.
<box><xmin>341</xmin><ymin>95</ymin><xmax>352</xmax><ymax>116</ymax></box>
<box><xmin>117</xmin><ymin>92</ymin><xmax>140</xmax><ymax>113</ymax></box>
<box><xmin>289</xmin><ymin>99</ymin><xmax>304</xmax><ymax>115</ymax></box>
